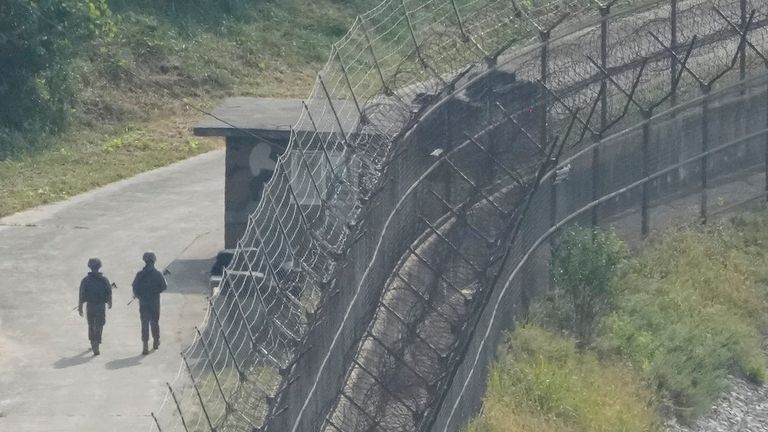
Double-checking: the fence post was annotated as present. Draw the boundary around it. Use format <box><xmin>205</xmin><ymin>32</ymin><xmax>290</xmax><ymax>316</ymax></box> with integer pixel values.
<box><xmin>167</xmin><ymin>383</ymin><xmax>190</xmax><ymax>432</ymax></box>
<box><xmin>701</xmin><ymin>89</ymin><xmax>711</xmax><ymax>224</ymax></box>
<box><xmin>670</xmin><ymin>0</ymin><xmax>678</xmax><ymax>108</ymax></box>
<box><xmin>550</xmin><ymin>177</ymin><xmax>557</xmax><ymax>230</ymax></box>
<box><xmin>740</xmin><ymin>0</ymin><xmax>747</xmax><ymax>84</ymax></box>
<box><xmin>539</xmin><ymin>29</ymin><xmax>550</xmax><ymax>159</ymax></box>
<box><xmin>641</xmin><ymin>112</ymin><xmax>652</xmax><ymax>238</ymax></box>
<box><xmin>593</xmin><ymin>5</ymin><xmax>610</xmax><ymax>227</ymax></box>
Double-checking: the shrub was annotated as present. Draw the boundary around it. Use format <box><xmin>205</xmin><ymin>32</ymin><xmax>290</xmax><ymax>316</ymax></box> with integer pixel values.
<box><xmin>547</xmin><ymin>226</ymin><xmax>628</xmax><ymax>347</ymax></box>
<box><xmin>0</xmin><ymin>0</ymin><xmax>113</xmax><ymax>157</ymax></box>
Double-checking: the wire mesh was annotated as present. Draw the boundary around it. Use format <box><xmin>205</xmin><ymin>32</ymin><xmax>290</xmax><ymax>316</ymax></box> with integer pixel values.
<box><xmin>149</xmin><ymin>0</ymin><xmax>768</xmax><ymax>431</ymax></box>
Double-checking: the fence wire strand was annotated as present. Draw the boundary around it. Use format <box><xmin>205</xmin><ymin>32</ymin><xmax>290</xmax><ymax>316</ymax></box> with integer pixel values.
<box><xmin>150</xmin><ymin>0</ymin><xmax>768</xmax><ymax>431</ymax></box>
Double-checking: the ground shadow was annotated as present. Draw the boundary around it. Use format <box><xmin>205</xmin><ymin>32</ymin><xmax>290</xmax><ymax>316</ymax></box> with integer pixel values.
<box><xmin>104</xmin><ymin>354</ymin><xmax>145</xmax><ymax>370</ymax></box>
<box><xmin>163</xmin><ymin>257</ymin><xmax>215</xmax><ymax>294</ymax></box>
<box><xmin>53</xmin><ymin>349</ymin><xmax>93</xmax><ymax>369</ymax></box>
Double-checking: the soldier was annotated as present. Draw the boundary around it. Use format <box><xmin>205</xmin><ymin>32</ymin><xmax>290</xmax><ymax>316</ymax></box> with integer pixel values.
<box><xmin>132</xmin><ymin>252</ymin><xmax>167</xmax><ymax>355</ymax></box>
<box><xmin>78</xmin><ymin>258</ymin><xmax>112</xmax><ymax>355</ymax></box>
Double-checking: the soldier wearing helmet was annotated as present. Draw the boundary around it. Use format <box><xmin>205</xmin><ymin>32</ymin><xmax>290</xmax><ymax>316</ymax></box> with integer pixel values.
<box><xmin>78</xmin><ymin>258</ymin><xmax>113</xmax><ymax>355</ymax></box>
<box><xmin>132</xmin><ymin>252</ymin><xmax>167</xmax><ymax>355</ymax></box>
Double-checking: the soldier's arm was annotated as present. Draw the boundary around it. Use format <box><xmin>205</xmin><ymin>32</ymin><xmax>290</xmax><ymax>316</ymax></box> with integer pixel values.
<box><xmin>104</xmin><ymin>277</ymin><xmax>113</xmax><ymax>308</ymax></box>
<box><xmin>158</xmin><ymin>271</ymin><xmax>168</xmax><ymax>293</ymax></box>
<box><xmin>78</xmin><ymin>280</ymin><xmax>85</xmax><ymax>316</ymax></box>
<box><xmin>132</xmin><ymin>272</ymin><xmax>140</xmax><ymax>299</ymax></box>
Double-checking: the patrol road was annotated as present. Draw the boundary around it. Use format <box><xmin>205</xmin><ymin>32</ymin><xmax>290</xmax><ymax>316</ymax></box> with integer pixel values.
<box><xmin>0</xmin><ymin>150</ymin><xmax>224</xmax><ymax>432</ymax></box>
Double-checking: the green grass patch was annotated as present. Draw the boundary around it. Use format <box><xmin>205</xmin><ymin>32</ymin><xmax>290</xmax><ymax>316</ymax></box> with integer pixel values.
<box><xmin>601</xmin><ymin>218</ymin><xmax>768</xmax><ymax>420</ymax></box>
<box><xmin>0</xmin><ymin>0</ymin><xmax>382</xmax><ymax>218</ymax></box>
<box><xmin>467</xmin><ymin>326</ymin><xmax>660</xmax><ymax>432</ymax></box>
<box><xmin>471</xmin><ymin>212</ymin><xmax>768</xmax><ymax>429</ymax></box>
<box><xmin>0</xmin><ymin>114</ymin><xmax>218</xmax><ymax>217</ymax></box>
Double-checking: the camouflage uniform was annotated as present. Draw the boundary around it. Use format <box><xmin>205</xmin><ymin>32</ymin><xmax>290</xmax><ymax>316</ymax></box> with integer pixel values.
<box><xmin>78</xmin><ymin>259</ymin><xmax>112</xmax><ymax>355</ymax></box>
<box><xmin>132</xmin><ymin>253</ymin><xmax>167</xmax><ymax>354</ymax></box>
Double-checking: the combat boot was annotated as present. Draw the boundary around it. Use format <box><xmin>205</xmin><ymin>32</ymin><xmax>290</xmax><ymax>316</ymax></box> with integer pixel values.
<box><xmin>152</xmin><ymin>338</ymin><xmax>160</xmax><ymax>350</ymax></box>
<box><xmin>142</xmin><ymin>341</ymin><xmax>149</xmax><ymax>355</ymax></box>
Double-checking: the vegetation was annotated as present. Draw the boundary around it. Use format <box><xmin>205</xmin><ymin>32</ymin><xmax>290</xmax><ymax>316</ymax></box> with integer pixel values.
<box><xmin>602</xmin><ymin>217</ymin><xmax>768</xmax><ymax>419</ymax></box>
<box><xmin>466</xmin><ymin>326</ymin><xmax>660</xmax><ymax>432</ymax></box>
<box><xmin>0</xmin><ymin>0</ymin><xmax>381</xmax><ymax>217</ymax></box>
<box><xmin>548</xmin><ymin>228</ymin><xmax>628</xmax><ymax>347</ymax></box>
<box><xmin>470</xmin><ymin>214</ymin><xmax>768</xmax><ymax>430</ymax></box>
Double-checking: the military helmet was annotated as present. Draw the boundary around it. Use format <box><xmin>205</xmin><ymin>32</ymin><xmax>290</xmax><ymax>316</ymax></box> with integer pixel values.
<box><xmin>88</xmin><ymin>258</ymin><xmax>102</xmax><ymax>270</ymax></box>
<box><xmin>142</xmin><ymin>252</ymin><xmax>157</xmax><ymax>264</ymax></box>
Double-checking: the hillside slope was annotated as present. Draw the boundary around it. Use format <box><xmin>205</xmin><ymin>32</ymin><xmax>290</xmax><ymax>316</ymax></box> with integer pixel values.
<box><xmin>0</xmin><ymin>0</ymin><xmax>379</xmax><ymax>217</ymax></box>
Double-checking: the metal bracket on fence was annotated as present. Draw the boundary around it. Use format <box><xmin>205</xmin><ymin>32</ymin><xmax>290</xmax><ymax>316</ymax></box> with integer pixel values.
<box><xmin>712</xmin><ymin>7</ymin><xmax>768</xmax><ymax>68</ymax></box>
<box><xmin>542</xmin><ymin>81</ymin><xmax>602</xmax><ymax>145</ymax></box>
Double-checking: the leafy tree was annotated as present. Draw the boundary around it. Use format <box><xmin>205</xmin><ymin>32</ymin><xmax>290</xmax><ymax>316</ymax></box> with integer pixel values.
<box><xmin>549</xmin><ymin>226</ymin><xmax>627</xmax><ymax>348</ymax></box>
<box><xmin>0</xmin><ymin>0</ymin><xmax>113</xmax><ymax>157</ymax></box>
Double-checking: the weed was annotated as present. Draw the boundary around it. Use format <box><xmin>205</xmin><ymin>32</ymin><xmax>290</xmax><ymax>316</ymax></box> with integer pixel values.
<box><xmin>466</xmin><ymin>326</ymin><xmax>660</xmax><ymax>432</ymax></box>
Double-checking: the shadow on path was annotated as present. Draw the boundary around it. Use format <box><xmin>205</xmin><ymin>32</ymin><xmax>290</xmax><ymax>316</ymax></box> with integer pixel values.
<box><xmin>53</xmin><ymin>349</ymin><xmax>93</xmax><ymax>369</ymax></box>
<box><xmin>105</xmin><ymin>354</ymin><xmax>145</xmax><ymax>370</ymax></box>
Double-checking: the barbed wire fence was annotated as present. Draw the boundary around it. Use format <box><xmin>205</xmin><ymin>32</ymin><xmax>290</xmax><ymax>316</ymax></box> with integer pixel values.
<box><xmin>149</xmin><ymin>0</ymin><xmax>768</xmax><ymax>431</ymax></box>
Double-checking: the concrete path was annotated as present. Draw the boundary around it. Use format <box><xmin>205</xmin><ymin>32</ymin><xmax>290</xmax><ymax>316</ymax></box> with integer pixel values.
<box><xmin>0</xmin><ymin>150</ymin><xmax>225</xmax><ymax>432</ymax></box>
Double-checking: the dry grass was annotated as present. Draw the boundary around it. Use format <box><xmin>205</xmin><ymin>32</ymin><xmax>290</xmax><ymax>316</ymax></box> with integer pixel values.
<box><xmin>467</xmin><ymin>326</ymin><xmax>661</xmax><ymax>432</ymax></box>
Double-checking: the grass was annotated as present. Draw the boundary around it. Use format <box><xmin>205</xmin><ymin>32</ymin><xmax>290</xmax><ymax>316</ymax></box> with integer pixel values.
<box><xmin>470</xmin><ymin>210</ymin><xmax>768</xmax><ymax>429</ymax></box>
<box><xmin>601</xmin><ymin>216</ymin><xmax>768</xmax><ymax>420</ymax></box>
<box><xmin>0</xmin><ymin>0</ymin><xmax>381</xmax><ymax>218</ymax></box>
<box><xmin>466</xmin><ymin>326</ymin><xmax>661</xmax><ymax>432</ymax></box>
<box><xmin>0</xmin><ymin>110</ymin><xmax>219</xmax><ymax>216</ymax></box>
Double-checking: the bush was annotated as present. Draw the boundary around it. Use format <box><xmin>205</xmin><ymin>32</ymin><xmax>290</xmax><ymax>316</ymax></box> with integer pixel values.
<box><xmin>0</xmin><ymin>0</ymin><xmax>113</xmax><ymax>158</ymax></box>
<box><xmin>601</xmin><ymin>226</ymin><xmax>768</xmax><ymax>420</ymax></box>
<box><xmin>466</xmin><ymin>326</ymin><xmax>660</xmax><ymax>432</ymax></box>
<box><xmin>547</xmin><ymin>226</ymin><xmax>628</xmax><ymax>347</ymax></box>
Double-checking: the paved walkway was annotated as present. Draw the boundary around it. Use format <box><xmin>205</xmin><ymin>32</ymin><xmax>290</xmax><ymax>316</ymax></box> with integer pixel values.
<box><xmin>0</xmin><ymin>150</ymin><xmax>224</xmax><ymax>432</ymax></box>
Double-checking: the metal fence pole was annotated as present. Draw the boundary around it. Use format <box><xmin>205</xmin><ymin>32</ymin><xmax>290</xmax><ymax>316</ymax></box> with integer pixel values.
<box><xmin>539</xmin><ymin>30</ymin><xmax>550</xmax><ymax>149</ymax></box>
<box><xmin>167</xmin><ymin>383</ymin><xmax>190</xmax><ymax>432</ymax></box>
<box><xmin>670</xmin><ymin>0</ymin><xmax>678</xmax><ymax>108</ymax></box>
<box><xmin>641</xmin><ymin>112</ymin><xmax>652</xmax><ymax>237</ymax></box>
<box><xmin>740</xmin><ymin>0</ymin><xmax>747</xmax><ymax>83</ymax></box>
<box><xmin>701</xmin><ymin>89</ymin><xmax>711</xmax><ymax>224</ymax></box>
<box><xmin>593</xmin><ymin>5</ymin><xmax>610</xmax><ymax>227</ymax></box>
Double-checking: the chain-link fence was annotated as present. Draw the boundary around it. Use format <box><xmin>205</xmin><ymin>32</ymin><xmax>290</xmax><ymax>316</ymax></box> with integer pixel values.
<box><xmin>149</xmin><ymin>0</ymin><xmax>768</xmax><ymax>431</ymax></box>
